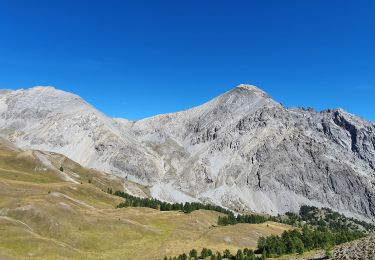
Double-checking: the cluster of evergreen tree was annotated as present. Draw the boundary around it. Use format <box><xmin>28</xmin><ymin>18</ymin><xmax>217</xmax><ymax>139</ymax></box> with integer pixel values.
<box><xmin>164</xmin><ymin>223</ymin><xmax>366</xmax><ymax>260</ymax></box>
<box><xmin>164</xmin><ymin>226</ymin><xmax>366</xmax><ymax>260</ymax></box>
<box><xmin>164</xmin><ymin>247</ymin><xmax>266</xmax><ymax>260</ymax></box>
<box><xmin>114</xmin><ymin>190</ymin><xmax>232</xmax><ymax>215</ymax></box>
<box><xmin>216</xmin><ymin>205</ymin><xmax>374</xmax><ymax>259</ymax></box>
<box><xmin>282</xmin><ymin>205</ymin><xmax>375</xmax><ymax>232</ymax></box>
<box><xmin>257</xmin><ymin>225</ymin><xmax>365</xmax><ymax>258</ymax></box>
<box><xmin>218</xmin><ymin>213</ymin><xmax>271</xmax><ymax>226</ymax></box>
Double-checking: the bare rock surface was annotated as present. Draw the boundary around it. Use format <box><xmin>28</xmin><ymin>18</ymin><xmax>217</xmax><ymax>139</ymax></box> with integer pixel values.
<box><xmin>333</xmin><ymin>234</ymin><xmax>375</xmax><ymax>259</ymax></box>
<box><xmin>1</xmin><ymin>85</ymin><xmax>374</xmax><ymax>222</ymax></box>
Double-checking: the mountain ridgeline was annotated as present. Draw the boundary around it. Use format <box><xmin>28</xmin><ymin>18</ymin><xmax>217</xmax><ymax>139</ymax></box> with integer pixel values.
<box><xmin>0</xmin><ymin>85</ymin><xmax>374</xmax><ymax>222</ymax></box>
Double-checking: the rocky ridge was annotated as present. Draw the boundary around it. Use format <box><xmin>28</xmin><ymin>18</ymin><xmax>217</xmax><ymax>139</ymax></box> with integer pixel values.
<box><xmin>0</xmin><ymin>85</ymin><xmax>374</xmax><ymax>222</ymax></box>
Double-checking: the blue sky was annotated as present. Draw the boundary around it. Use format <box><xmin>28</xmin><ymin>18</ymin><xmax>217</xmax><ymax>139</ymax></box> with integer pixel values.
<box><xmin>0</xmin><ymin>0</ymin><xmax>374</xmax><ymax>121</ymax></box>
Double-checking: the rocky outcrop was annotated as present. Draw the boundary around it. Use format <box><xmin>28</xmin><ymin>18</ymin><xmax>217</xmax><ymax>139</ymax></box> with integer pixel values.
<box><xmin>333</xmin><ymin>234</ymin><xmax>375</xmax><ymax>259</ymax></box>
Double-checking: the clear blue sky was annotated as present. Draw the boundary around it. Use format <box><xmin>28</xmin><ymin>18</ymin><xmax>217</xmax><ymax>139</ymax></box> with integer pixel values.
<box><xmin>0</xmin><ymin>0</ymin><xmax>374</xmax><ymax>121</ymax></box>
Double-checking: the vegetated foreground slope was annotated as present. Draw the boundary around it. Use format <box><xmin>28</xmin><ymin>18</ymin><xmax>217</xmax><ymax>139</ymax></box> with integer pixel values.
<box><xmin>0</xmin><ymin>142</ymin><xmax>289</xmax><ymax>259</ymax></box>
<box><xmin>1</xmin><ymin>85</ymin><xmax>375</xmax><ymax>222</ymax></box>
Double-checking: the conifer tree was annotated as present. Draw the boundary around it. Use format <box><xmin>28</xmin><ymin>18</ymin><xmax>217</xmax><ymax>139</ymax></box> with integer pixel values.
<box><xmin>189</xmin><ymin>249</ymin><xmax>197</xmax><ymax>259</ymax></box>
<box><xmin>223</xmin><ymin>249</ymin><xmax>231</xmax><ymax>259</ymax></box>
<box><xmin>235</xmin><ymin>249</ymin><xmax>243</xmax><ymax>260</ymax></box>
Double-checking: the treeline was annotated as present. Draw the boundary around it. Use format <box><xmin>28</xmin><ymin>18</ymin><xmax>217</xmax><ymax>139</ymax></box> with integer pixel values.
<box><xmin>218</xmin><ymin>213</ymin><xmax>272</xmax><ymax>226</ymax></box>
<box><xmin>163</xmin><ymin>225</ymin><xmax>366</xmax><ymax>260</ymax></box>
<box><xmin>222</xmin><ymin>205</ymin><xmax>375</xmax><ymax>234</ymax></box>
<box><xmin>283</xmin><ymin>205</ymin><xmax>375</xmax><ymax>232</ymax></box>
<box><xmin>299</xmin><ymin>205</ymin><xmax>375</xmax><ymax>231</ymax></box>
<box><xmin>217</xmin><ymin>205</ymin><xmax>374</xmax><ymax>259</ymax></box>
<box><xmin>257</xmin><ymin>225</ymin><xmax>365</xmax><ymax>258</ymax></box>
<box><xmin>164</xmin><ymin>247</ymin><xmax>266</xmax><ymax>260</ymax></box>
<box><xmin>114</xmin><ymin>190</ymin><xmax>232</xmax><ymax>215</ymax></box>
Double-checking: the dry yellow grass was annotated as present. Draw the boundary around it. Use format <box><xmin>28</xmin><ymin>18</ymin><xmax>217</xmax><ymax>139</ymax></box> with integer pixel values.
<box><xmin>0</xmin><ymin>146</ymin><xmax>291</xmax><ymax>259</ymax></box>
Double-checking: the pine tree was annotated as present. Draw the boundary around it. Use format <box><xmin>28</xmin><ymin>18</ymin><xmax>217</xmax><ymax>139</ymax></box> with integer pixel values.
<box><xmin>189</xmin><ymin>249</ymin><xmax>197</xmax><ymax>258</ymax></box>
<box><xmin>261</xmin><ymin>250</ymin><xmax>267</xmax><ymax>260</ymax></box>
<box><xmin>295</xmin><ymin>238</ymin><xmax>304</xmax><ymax>255</ymax></box>
<box><xmin>178</xmin><ymin>253</ymin><xmax>187</xmax><ymax>260</ymax></box>
<box><xmin>223</xmin><ymin>249</ymin><xmax>231</xmax><ymax>258</ymax></box>
<box><xmin>201</xmin><ymin>248</ymin><xmax>211</xmax><ymax>259</ymax></box>
<box><xmin>235</xmin><ymin>249</ymin><xmax>243</xmax><ymax>260</ymax></box>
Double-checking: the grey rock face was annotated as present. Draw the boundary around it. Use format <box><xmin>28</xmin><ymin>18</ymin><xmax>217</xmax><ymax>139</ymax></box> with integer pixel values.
<box><xmin>0</xmin><ymin>84</ymin><xmax>374</xmax><ymax>222</ymax></box>
<box><xmin>131</xmin><ymin>85</ymin><xmax>375</xmax><ymax>221</ymax></box>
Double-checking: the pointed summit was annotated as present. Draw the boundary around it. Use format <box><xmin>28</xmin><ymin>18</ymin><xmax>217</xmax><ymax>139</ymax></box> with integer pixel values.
<box><xmin>208</xmin><ymin>84</ymin><xmax>275</xmax><ymax>112</ymax></box>
<box><xmin>232</xmin><ymin>84</ymin><xmax>270</xmax><ymax>98</ymax></box>
<box><xmin>236</xmin><ymin>84</ymin><xmax>261</xmax><ymax>91</ymax></box>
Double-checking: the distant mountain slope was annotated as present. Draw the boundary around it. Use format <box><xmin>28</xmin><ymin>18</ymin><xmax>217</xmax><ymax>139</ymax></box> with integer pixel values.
<box><xmin>1</xmin><ymin>85</ymin><xmax>374</xmax><ymax>222</ymax></box>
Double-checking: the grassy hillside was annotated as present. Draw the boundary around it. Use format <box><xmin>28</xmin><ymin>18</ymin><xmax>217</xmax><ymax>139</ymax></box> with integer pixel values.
<box><xmin>0</xmin><ymin>145</ymin><xmax>290</xmax><ymax>259</ymax></box>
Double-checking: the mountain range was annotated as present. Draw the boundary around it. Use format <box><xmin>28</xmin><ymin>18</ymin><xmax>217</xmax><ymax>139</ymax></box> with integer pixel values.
<box><xmin>1</xmin><ymin>84</ymin><xmax>374</xmax><ymax>222</ymax></box>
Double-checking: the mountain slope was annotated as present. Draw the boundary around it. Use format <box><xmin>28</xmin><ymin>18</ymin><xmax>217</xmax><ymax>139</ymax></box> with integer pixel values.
<box><xmin>0</xmin><ymin>141</ymin><xmax>289</xmax><ymax>259</ymax></box>
<box><xmin>0</xmin><ymin>86</ymin><xmax>162</xmax><ymax>184</ymax></box>
<box><xmin>130</xmin><ymin>85</ymin><xmax>375</xmax><ymax>221</ymax></box>
<box><xmin>1</xmin><ymin>85</ymin><xmax>374</xmax><ymax>222</ymax></box>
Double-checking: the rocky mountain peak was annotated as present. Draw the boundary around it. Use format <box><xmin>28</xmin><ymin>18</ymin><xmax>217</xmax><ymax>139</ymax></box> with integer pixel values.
<box><xmin>222</xmin><ymin>84</ymin><xmax>271</xmax><ymax>100</ymax></box>
<box><xmin>201</xmin><ymin>84</ymin><xmax>282</xmax><ymax>120</ymax></box>
<box><xmin>1</xmin><ymin>84</ymin><xmax>375</xmax><ymax>222</ymax></box>
<box><xmin>0</xmin><ymin>86</ymin><xmax>92</xmax><ymax>119</ymax></box>
<box><xmin>195</xmin><ymin>84</ymin><xmax>278</xmax><ymax>117</ymax></box>
<box><xmin>235</xmin><ymin>84</ymin><xmax>269</xmax><ymax>96</ymax></box>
